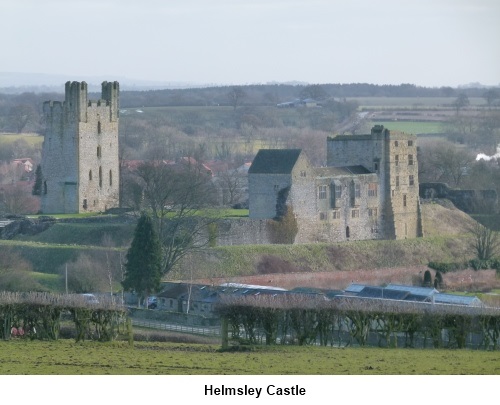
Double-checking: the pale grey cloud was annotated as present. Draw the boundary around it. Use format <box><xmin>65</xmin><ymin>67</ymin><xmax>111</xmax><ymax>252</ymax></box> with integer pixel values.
<box><xmin>2</xmin><ymin>0</ymin><xmax>499</xmax><ymax>87</ymax></box>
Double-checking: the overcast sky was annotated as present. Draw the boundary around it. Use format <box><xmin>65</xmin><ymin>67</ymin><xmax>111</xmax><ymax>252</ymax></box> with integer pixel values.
<box><xmin>2</xmin><ymin>0</ymin><xmax>499</xmax><ymax>87</ymax></box>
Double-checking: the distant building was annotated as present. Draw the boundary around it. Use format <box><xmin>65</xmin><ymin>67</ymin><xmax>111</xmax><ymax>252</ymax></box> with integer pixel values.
<box><xmin>40</xmin><ymin>81</ymin><xmax>120</xmax><ymax>213</ymax></box>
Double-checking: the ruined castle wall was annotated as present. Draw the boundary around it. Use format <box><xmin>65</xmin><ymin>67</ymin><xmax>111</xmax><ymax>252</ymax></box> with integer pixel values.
<box><xmin>384</xmin><ymin>133</ymin><xmax>420</xmax><ymax>239</ymax></box>
<box><xmin>40</xmin><ymin>81</ymin><xmax>119</xmax><ymax>214</ymax></box>
<box><xmin>215</xmin><ymin>218</ymin><xmax>272</xmax><ymax>245</ymax></box>
<box><xmin>41</xmin><ymin>101</ymin><xmax>79</xmax><ymax>213</ymax></box>
<box><xmin>248</xmin><ymin>173</ymin><xmax>292</xmax><ymax>219</ymax></box>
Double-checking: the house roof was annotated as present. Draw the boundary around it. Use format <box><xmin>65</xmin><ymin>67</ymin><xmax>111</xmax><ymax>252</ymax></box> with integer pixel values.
<box><xmin>433</xmin><ymin>293</ymin><xmax>482</xmax><ymax>306</ymax></box>
<box><xmin>248</xmin><ymin>149</ymin><xmax>302</xmax><ymax>174</ymax></box>
<box><xmin>315</xmin><ymin>165</ymin><xmax>373</xmax><ymax>177</ymax></box>
<box><xmin>356</xmin><ymin>286</ymin><xmax>410</xmax><ymax>300</ymax></box>
<box><xmin>385</xmin><ymin>284</ymin><xmax>438</xmax><ymax>297</ymax></box>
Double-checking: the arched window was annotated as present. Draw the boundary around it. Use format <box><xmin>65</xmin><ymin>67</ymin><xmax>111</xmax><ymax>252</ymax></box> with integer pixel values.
<box><xmin>99</xmin><ymin>166</ymin><xmax>102</xmax><ymax>188</ymax></box>
<box><xmin>89</xmin><ymin>170</ymin><xmax>92</xmax><ymax>181</ymax></box>
<box><xmin>109</xmin><ymin>170</ymin><xmax>112</xmax><ymax>186</ymax></box>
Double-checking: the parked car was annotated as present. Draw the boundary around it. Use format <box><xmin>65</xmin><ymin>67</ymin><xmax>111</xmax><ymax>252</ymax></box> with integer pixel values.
<box><xmin>147</xmin><ymin>296</ymin><xmax>157</xmax><ymax>309</ymax></box>
<box><xmin>81</xmin><ymin>293</ymin><xmax>99</xmax><ymax>305</ymax></box>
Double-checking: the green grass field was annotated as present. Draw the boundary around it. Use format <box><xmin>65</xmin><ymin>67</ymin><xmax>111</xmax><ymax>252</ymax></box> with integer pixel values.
<box><xmin>369</xmin><ymin>120</ymin><xmax>445</xmax><ymax>134</ymax></box>
<box><xmin>351</xmin><ymin>97</ymin><xmax>486</xmax><ymax>108</ymax></box>
<box><xmin>0</xmin><ymin>339</ymin><xmax>499</xmax><ymax>375</ymax></box>
<box><xmin>0</xmin><ymin>133</ymin><xmax>43</xmax><ymax>146</ymax></box>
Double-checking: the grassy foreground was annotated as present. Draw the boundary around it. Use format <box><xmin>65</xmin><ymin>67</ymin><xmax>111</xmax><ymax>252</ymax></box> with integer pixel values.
<box><xmin>1</xmin><ymin>339</ymin><xmax>499</xmax><ymax>375</ymax></box>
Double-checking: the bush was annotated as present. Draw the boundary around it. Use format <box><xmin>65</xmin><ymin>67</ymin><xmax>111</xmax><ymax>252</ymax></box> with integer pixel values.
<box><xmin>427</xmin><ymin>261</ymin><xmax>467</xmax><ymax>273</ymax></box>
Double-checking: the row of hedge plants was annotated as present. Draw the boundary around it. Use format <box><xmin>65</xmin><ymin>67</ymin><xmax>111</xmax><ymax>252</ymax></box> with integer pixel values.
<box><xmin>0</xmin><ymin>292</ymin><xmax>128</xmax><ymax>342</ymax></box>
<box><xmin>216</xmin><ymin>294</ymin><xmax>500</xmax><ymax>350</ymax></box>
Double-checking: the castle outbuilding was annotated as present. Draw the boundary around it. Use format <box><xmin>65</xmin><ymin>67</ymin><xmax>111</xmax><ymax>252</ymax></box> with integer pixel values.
<box><xmin>40</xmin><ymin>81</ymin><xmax>120</xmax><ymax>214</ymax></box>
<box><xmin>248</xmin><ymin>125</ymin><xmax>423</xmax><ymax>242</ymax></box>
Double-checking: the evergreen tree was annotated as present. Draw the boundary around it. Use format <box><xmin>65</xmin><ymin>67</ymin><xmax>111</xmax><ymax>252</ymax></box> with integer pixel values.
<box><xmin>122</xmin><ymin>212</ymin><xmax>162</xmax><ymax>306</ymax></box>
<box><xmin>423</xmin><ymin>270</ymin><xmax>432</xmax><ymax>287</ymax></box>
<box><xmin>32</xmin><ymin>165</ymin><xmax>43</xmax><ymax>196</ymax></box>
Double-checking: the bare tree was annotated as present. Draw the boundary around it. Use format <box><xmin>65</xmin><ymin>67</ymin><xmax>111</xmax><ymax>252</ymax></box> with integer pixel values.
<box><xmin>469</xmin><ymin>221</ymin><xmax>500</xmax><ymax>261</ymax></box>
<box><xmin>419</xmin><ymin>140</ymin><xmax>475</xmax><ymax>187</ymax></box>
<box><xmin>132</xmin><ymin>160</ymin><xmax>219</xmax><ymax>277</ymax></box>
<box><xmin>227</xmin><ymin>86</ymin><xmax>246</xmax><ymax>110</ymax></box>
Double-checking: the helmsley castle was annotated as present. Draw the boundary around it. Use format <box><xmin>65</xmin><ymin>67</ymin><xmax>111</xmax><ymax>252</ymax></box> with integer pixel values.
<box><xmin>40</xmin><ymin>81</ymin><xmax>120</xmax><ymax>214</ymax></box>
<box><xmin>247</xmin><ymin>125</ymin><xmax>423</xmax><ymax>242</ymax></box>
<box><xmin>39</xmin><ymin>81</ymin><xmax>422</xmax><ymax>243</ymax></box>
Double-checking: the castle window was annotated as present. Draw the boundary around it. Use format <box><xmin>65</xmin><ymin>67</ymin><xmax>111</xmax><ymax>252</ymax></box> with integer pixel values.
<box><xmin>109</xmin><ymin>170</ymin><xmax>112</xmax><ymax>186</ymax></box>
<box><xmin>98</xmin><ymin>121</ymin><xmax>102</xmax><ymax>134</ymax></box>
<box><xmin>350</xmin><ymin>181</ymin><xmax>360</xmax><ymax>207</ymax></box>
<box><xmin>318</xmin><ymin>185</ymin><xmax>327</xmax><ymax>200</ymax></box>
<box><xmin>368</xmin><ymin>208</ymin><xmax>378</xmax><ymax>217</ymax></box>
<box><xmin>396</xmin><ymin>176</ymin><xmax>400</xmax><ymax>187</ymax></box>
<box><xmin>97</xmin><ymin>146</ymin><xmax>101</xmax><ymax>158</ymax></box>
<box><xmin>346</xmin><ymin>226</ymin><xmax>350</xmax><ymax>238</ymax></box>
<box><xmin>368</xmin><ymin>183</ymin><xmax>377</xmax><ymax>197</ymax></box>
<box><xmin>319</xmin><ymin>212</ymin><xmax>327</xmax><ymax>220</ymax></box>
<box><xmin>331</xmin><ymin>182</ymin><xmax>342</xmax><ymax>208</ymax></box>
<box><xmin>332</xmin><ymin>210</ymin><xmax>340</xmax><ymax>219</ymax></box>
<box><xmin>395</xmin><ymin>155</ymin><xmax>399</xmax><ymax>166</ymax></box>
<box><xmin>351</xmin><ymin>209</ymin><xmax>359</xmax><ymax>218</ymax></box>
<box><xmin>408</xmin><ymin>154</ymin><xmax>414</xmax><ymax>165</ymax></box>
<box><xmin>403</xmin><ymin>194</ymin><xmax>407</xmax><ymax>207</ymax></box>
<box><xmin>335</xmin><ymin>184</ymin><xmax>342</xmax><ymax>198</ymax></box>
<box><xmin>374</xmin><ymin>160</ymin><xmax>379</xmax><ymax>171</ymax></box>
<box><xmin>83</xmin><ymin>199</ymin><xmax>88</xmax><ymax>210</ymax></box>
<box><xmin>89</xmin><ymin>170</ymin><xmax>92</xmax><ymax>181</ymax></box>
<box><xmin>409</xmin><ymin>175</ymin><xmax>415</xmax><ymax>186</ymax></box>
<box><xmin>408</xmin><ymin>140</ymin><xmax>413</xmax><ymax>147</ymax></box>
<box><xmin>300</xmin><ymin>170</ymin><xmax>306</xmax><ymax>177</ymax></box>
<box><xmin>99</xmin><ymin>166</ymin><xmax>102</xmax><ymax>188</ymax></box>
<box><xmin>395</xmin><ymin>141</ymin><xmax>399</xmax><ymax>147</ymax></box>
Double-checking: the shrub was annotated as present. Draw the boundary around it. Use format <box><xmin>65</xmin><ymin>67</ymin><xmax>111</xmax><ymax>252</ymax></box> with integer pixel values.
<box><xmin>423</xmin><ymin>270</ymin><xmax>432</xmax><ymax>287</ymax></box>
<box><xmin>427</xmin><ymin>261</ymin><xmax>466</xmax><ymax>273</ymax></box>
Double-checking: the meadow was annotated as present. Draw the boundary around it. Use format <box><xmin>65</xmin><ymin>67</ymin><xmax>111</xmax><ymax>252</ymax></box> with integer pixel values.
<box><xmin>1</xmin><ymin>339</ymin><xmax>499</xmax><ymax>375</ymax></box>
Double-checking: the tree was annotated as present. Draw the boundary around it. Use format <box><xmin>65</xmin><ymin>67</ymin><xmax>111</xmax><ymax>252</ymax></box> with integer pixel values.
<box><xmin>419</xmin><ymin>140</ymin><xmax>474</xmax><ymax>187</ymax></box>
<box><xmin>423</xmin><ymin>270</ymin><xmax>432</xmax><ymax>287</ymax></box>
<box><xmin>227</xmin><ymin>86</ymin><xmax>246</xmax><ymax>110</ymax></box>
<box><xmin>32</xmin><ymin>165</ymin><xmax>43</xmax><ymax>196</ymax></box>
<box><xmin>122</xmin><ymin>212</ymin><xmax>163</xmax><ymax>306</ymax></box>
<box><xmin>469</xmin><ymin>221</ymin><xmax>500</xmax><ymax>261</ymax></box>
<box><xmin>299</xmin><ymin>84</ymin><xmax>328</xmax><ymax>101</ymax></box>
<box><xmin>483</xmin><ymin>89</ymin><xmax>500</xmax><ymax>109</ymax></box>
<box><xmin>130</xmin><ymin>160</ymin><xmax>218</xmax><ymax>278</ymax></box>
<box><xmin>8</xmin><ymin>105</ymin><xmax>37</xmax><ymax>133</ymax></box>
<box><xmin>452</xmin><ymin>93</ymin><xmax>470</xmax><ymax>114</ymax></box>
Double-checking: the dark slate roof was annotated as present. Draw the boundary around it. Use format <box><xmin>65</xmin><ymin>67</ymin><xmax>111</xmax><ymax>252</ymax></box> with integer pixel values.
<box><xmin>248</xmin><ymin>149</ymin><xmax>302</xmax><ymax>174</ymax></box>
<box><xmin>344</xmin><ymin>283</ymin><xmax>366</xmax><ymax>294</ymax></box>
<box><xmin>357</xmin><ymin>286</ymin><xmax>410</xmax><ymax>300</ymax></box>
<box><xmin>385</xmin><ymin>284</ymin><xmax>438</xmax><ymax>297</ymax></box>
<box><xmin>433</xmin><ymin>294</ymin><xmax>482</xmax><ymax>306</ymax></box>
<box><xmin>315</xmin><ymin>165</ymin><xmax>372</xmax><ymax>177</ymax></box>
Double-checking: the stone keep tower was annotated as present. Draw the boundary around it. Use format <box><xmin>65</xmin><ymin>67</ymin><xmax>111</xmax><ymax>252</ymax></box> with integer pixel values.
<box><xmin>40</xmin><ymin>81</ymin><xmax>120</xmax><ymax>214</ymax></box>
<box><xmin>326</xmin><ymin>125</ymin><xmax>423</xmax><ymax>239</ymax></box>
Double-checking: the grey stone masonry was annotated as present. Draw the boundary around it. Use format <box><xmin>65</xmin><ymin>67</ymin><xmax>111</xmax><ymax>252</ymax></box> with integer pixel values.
<box><xmin>247</xmin><ymin>125</ymin><xmax>423</xmax><ymax>244</ymax></box>
<box><xmin>40</xmin><ymin>81</ymin><xmax>120</xmax><ymax>214</ymax></box>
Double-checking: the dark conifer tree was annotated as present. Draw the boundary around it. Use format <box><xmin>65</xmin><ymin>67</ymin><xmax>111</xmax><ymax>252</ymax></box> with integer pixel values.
<box><xmin>122</xmin><ymin>212</ymin><xmax>162</xmax><ymax>306</ymax></box>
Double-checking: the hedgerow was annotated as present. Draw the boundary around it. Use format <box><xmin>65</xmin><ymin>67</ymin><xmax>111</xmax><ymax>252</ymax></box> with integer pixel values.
<box><xmin>0</xmin><ymin>292</ymin><xmax>127</xmax><ymax>342</ymax></box>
